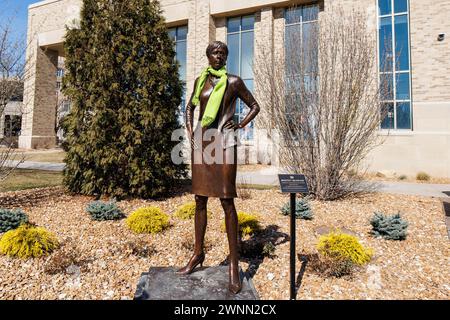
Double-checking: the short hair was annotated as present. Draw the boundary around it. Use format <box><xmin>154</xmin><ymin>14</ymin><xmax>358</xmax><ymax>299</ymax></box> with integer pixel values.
<box><xmin>206</xmin><ymin>41</ymin><xmax>229</xmax><ymax>57</ymax></box>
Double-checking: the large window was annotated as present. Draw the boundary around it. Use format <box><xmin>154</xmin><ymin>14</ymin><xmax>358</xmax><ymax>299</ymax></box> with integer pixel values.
<box><xmin>284</xmin><ymin>5</ymin><xmax>319</xmax><ymax>139</ymax></box>
<box><xmin>4</xmin><ymin>115</ymin><xmax>22</xmax><ymax>137</ymax></box>
<box><xmin>285</xmin><ymin>5</ymin><xmax>319</xmax><ymax>63</ymax></box>
<box><xmin>168</xmin><ymin>26</ymin><xmax>188</xmax><ymax>124</ymax></box>
<box><xmin>378</xmin><ymin>0</ymin><xmax>412</xmax><ymax>130</ymax></box>
<box><xmin>227</xmin><ymin>15</ymin><xmax>255</xmax><ymax>141</ymax></box>
<box><xmin>284</xmin><ymin>5</ymin><xmax>319</xmax><ymax>97</ymax></box>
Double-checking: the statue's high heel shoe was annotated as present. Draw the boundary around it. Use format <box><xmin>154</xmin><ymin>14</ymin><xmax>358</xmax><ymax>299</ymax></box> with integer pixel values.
<box><xmin>176</xmin><ymin>252</ymin><xmax>205</xmax><ymax>275</ymax></box>
<box><xmin>228</xmin><ymin>264</ymin><xmax>242</xmax><ymax>294</ymax></box>
<box><xmin>229</xmin><ymin>280</ymin><xmax>242</xmax><ymax>294</ymax></box>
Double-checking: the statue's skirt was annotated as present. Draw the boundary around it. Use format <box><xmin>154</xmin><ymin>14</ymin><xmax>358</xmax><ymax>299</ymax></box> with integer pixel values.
<box><xmin>191</xmin><ymin>126</ymin><xmax>238</xmax><ymax>199</ymax></box>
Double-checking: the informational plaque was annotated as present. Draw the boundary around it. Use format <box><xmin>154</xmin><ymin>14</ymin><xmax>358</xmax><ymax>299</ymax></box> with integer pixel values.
<box><xmin>277</xmin><ymin>174</ymin><xmax>309</xmax><ymax>300</ymax></box>
<box><xmin>278</xmin><ymin>174</ymin><xmax>309</xmax><ymax>194</ymax></box>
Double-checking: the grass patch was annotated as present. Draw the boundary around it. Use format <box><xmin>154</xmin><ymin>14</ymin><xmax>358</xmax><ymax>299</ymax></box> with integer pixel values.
<box><xmin>10</xmin><ymin>151</ymin><xmax>66</xmax><ymax>163</ymax></box>
<box><xmin>0</xmin><ymin>169</ymin><xmax>63</xmax><ymax>192</ymax></box>
<box><xmin>236</xmin><ymin>184</ymin><xmax>277</xmax><ymax>191</ymax></box>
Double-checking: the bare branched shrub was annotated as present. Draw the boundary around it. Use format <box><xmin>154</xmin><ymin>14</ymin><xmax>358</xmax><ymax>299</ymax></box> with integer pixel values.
<box><xmin>180</xmin><ymin>233</ymin><xmax>214</xmax><ymax>253</ymax></box>
<box><xmin>0</xmin><ymin>142</ymin><xmax>23</xmax><ymax>181</ymax></box>
<box><xmin>44</xmin><ymin>240</ymin><xmax>83</xmax><ymax>274</ymax></box>
<box><xmin>0</xmin><ymin>5</ymin><xmax>34</xmax><ymax>180</ymax></box>
<box><xmin>105</xmin><ymin>238</ymin><xmax>157</xmax><ymax>258</ymax></box>
<box><xmin>123</xmin><ymin>239</ymin><xmax>157</xmax><ymax>258</ymax></box>
<box><xmin>255</xmin><ymin>6</ymin><xmax>391</xmax><ymax>200</ymax></box>
<box><xmin>304</xmin><ymin>252</ymin><xmax>356</xmax><ymax>278</ymax></box>
<box><xmin>237</xmin><ymin>175</ymin><xmax>252</xmax><ymax>200</ymax></box>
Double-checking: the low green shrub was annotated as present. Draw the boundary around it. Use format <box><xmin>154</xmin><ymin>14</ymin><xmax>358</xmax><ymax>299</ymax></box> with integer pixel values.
<box><xmin>221</xmin><ymin>212</ymin><xmax>261</xmax><ymax>237</ymax></box>
<box><xmin>318</xmin><ymin>232</ymin><xmax>373</xmax><ymax>266</ymax></box>
<box><xmin>86</xmin><ymin>200</ymin><xmax>125</xmax><ymax>221</ymax></box>
<box><xmin>398</xmin><ymin>175</ymin><xmax>407</xmax><ymax>181</ymax></box>
<box><xmin>174</xmin><ymin>202</ymin><xmax>212</xmax><ymax>219</ymax></box>
<box><xmin>0</xmin><ymin>224</ymin><xmax>59</xmax><ymax>259</ymax></box>
<box><xmin>314</xmin><ymin>231</ymin><xmax>373</xmax><ymax>277</ymax></box>
<box><xmin>416</xmin><ymin>172</ymin><xmax>430</xmax><ymax>181</ymax></box>
<box><xmin>175</xmin><ymin>202</ymin><xmax>196</xmax><ymax>219</ymax></box>
<box><xmin>370</xmin><ymin>212</ymin><xmax>408</xmax><ymax>240</ymax></box>
<box><xmin>0</xmin><ymin>209</ymin><xmax>29</xmax><ymax>233</ymax></box>
<box><xmin>126</xmin><ymin>206</ymin><xmax>170</xmax><ymax>234</ymax></box>
<box><xmin>281</xmin><ymin>197</ymin><xmax>313</xmax><ymax>220</ymax></box>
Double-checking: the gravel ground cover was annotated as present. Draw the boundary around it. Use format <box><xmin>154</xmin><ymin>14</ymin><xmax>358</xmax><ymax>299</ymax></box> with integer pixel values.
<box><xmin>0</xmin><ymin>187</ymin><xmax>448</xmax><ymax>300</ymax></box>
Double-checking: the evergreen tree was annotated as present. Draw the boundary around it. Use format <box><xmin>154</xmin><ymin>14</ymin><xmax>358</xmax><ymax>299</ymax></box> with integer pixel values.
<box><xmin>281</xmin><ymin>197</ymin><xmax>314</xmax><ymax>220</ymax></box>
<box><xmin>62</xmin><ymin>0</ymin><xmax>187</xmax><ymax>198</ymax></box>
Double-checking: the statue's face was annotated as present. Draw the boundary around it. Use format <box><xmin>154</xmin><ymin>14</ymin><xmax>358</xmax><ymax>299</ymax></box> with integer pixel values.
<box><xmin>208</xmin><ymin>46</ymin><xmax>227</xmax><ymax>70</ymax></box>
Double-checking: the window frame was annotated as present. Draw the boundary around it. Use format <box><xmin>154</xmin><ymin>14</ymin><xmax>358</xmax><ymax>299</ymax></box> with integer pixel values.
<box><xmin>168</xmin><ymin>25</ymin><xmax>188</xmax><ymax>125</ymax></box>
<box><xmin>283</xmin><ymin>5</ymin><xmax>320</xmax><ymax>142</ymax></box>
<box><xmin>226</xmin><ymin>14</ymin><xmax>256</xmax><ymax>142</ymax></box>
<box><xmin>377</xmin><ymin>0</ymin><xmax>413</xmax><ymax>131</ymax></box>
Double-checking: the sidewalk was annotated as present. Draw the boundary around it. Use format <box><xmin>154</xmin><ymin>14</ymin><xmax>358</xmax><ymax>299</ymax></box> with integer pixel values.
<box><xmin>236</xmin><ymin>169</ymin><xmax>450</xmax><ymax>198</ymax></box>
<box><xmin>4</xmin><ymin>160</ymin><xmax>65</xmax><ymax>172</ymax></box>
<box><xmin>5</xmin><ymin>161</ymin><xmax>450</xmax><ymax>198</ymax></box>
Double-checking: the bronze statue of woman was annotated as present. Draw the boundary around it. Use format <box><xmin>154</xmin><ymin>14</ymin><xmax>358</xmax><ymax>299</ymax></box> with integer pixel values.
<box><xmin>177</xmin><ymin>41</ymin><xmax>260</xmax><ymax>294</ymax></box>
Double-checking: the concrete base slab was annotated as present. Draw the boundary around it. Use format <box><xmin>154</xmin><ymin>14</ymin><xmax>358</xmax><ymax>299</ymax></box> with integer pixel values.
<box><xmin>134</xmin><ymin>266</ymin><xmax>259</xmax><ymax>300</ymax></box>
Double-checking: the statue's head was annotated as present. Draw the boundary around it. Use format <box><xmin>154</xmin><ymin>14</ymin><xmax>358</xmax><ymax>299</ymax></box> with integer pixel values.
<box><xmin>206</xmin><ymin>41</ymin><xmax>228</xmax><ymax>70</ymax></box>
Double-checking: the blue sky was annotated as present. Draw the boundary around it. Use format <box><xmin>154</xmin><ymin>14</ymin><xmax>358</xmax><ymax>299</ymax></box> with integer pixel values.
<box><xmin>1</xmin><ymin>0</ymin><xmax>38</xmax><ymax>44</ymax></box>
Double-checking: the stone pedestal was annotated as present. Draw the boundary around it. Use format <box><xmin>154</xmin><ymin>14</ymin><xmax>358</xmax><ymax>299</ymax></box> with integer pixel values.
<box><xmin>134</xmin><ymin>266</ymin><xmax>259</xmax><ymax>300</ymax></box>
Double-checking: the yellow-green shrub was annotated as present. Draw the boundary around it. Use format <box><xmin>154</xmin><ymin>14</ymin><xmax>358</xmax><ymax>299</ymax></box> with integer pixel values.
<box><xmin>174</xmin><ymin>202</ymin><xmax>211</xmax><ymax>219</ymax></box>
<box><xmin>175</xmin><ymin>202</ymin><xmax>196</xmax><ymax>219</ymax></box>
<box><xmin>317</xmin><ymin>232</ymin><xmax>373</xmax><ymax>266</ymax></box>
<box><xmin>0</xmin><ymin>224</ymin><xmax>59</xmax><ymax>259</ymax></box>
<box><xmin>126</xmin><ymin>207</ymin><xmax>170</xmax><ymax>234</ymax></box>
<box><xmin>222</xmin><ymin>211</ymin><xmax>261</xmax><ymax>237</ymax></box>
<box><xmin>416</xmin><ymin>172</ymin><xmax>430</xmax><ymax>181</ymax></box>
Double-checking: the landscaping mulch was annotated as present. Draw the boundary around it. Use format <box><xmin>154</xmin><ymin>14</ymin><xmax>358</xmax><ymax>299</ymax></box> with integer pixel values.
<box><xmin>0</xmin><ymin>188</ymin><xmax>448</xmax><ymax>300</ymax></box>
<box><xmin>0</xmin><ymin>187</ymin><xmax>65</xmax><ymax>207</ymax></box>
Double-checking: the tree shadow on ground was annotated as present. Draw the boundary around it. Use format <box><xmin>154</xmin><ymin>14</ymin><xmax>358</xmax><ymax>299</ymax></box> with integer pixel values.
<box><xmin>219</xmin><ymin>225</ymin><xmax>289</xmax><ymax>279</ymax></box>
<box><xmin>99</xmin><ymin>178</ymin><xmax>192</xmax><ymax>202</ymax></box>
<box><xmin>160</xmin><ymin>178</ymin><xmax>192</xmax><ymax>199</ymax></box>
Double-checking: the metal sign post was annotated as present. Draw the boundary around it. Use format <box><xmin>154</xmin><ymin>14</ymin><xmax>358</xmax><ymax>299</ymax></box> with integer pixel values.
<box><xmin>289</xmin><ymin>192</ymin><xmax>296</xmax><ymax>300</ymax></box>
<box><xmin>278</xmin><ymin>174</ymin><xmax>309</xmax><ymax>301</ymax></box>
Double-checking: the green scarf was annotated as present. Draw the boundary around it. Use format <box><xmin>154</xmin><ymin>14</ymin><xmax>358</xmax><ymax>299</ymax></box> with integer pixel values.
<box><xmin>192</xmin><ymin>66</ymin><xmax>228</xmax><ymax>128</ymax></box>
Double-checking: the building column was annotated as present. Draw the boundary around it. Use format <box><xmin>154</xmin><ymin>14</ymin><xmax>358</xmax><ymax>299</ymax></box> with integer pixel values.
<box><xmin>215</xmin><ymin>17</ymin><xmax>227</xmax><ymax>43</ymax></box>
<box><xmin>186</xmin><ymin>0</ymin><xmax>215</xmax><ymax>94</ymax></box>
<box><xmin>19</xmin><ymin>44</ymin><xmax>58</xmax><ymax>149</ymax></box>
<box><xmin>194</xmin><ymin>0</ymin><xmax>215</xmax><ymax>75</ymax></box>
<box><xmin>185</xmin><ymin>0</ymin><xmax>216</xmax><ymax>124</ymax></box>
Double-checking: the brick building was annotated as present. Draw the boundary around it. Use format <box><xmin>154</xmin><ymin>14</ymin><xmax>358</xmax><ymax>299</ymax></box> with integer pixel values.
<box><xmin>20</xmin><ymin>0</ymin><xmax>450</xmax><ymax>177</ymax></box>
<box><xmin>0</xmin><ymin>81</ymin><xmax>23</xmax><ymax>145</ymax></box>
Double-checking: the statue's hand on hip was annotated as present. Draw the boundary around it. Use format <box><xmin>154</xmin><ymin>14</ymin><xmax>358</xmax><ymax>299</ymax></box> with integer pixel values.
<box><xmin>224</xmin><ymin>120</ymin><xmax>241</xmax><ymax>131</ymax></box>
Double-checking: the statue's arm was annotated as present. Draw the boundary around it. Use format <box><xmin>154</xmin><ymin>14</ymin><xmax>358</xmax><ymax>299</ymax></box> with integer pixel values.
<box><xmin>236</xmin><ymin>78</ymin><xmax>260</xmax><ymax>129</ymax></box>
<box><xmin>185</xmin><ymin>78</ymin><xmax>199</xmax><ymax>141</ymax></box>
